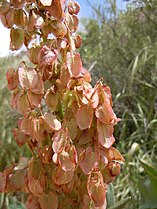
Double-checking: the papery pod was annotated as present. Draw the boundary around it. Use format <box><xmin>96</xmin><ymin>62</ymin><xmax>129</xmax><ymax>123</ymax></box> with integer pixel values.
<box><xmin>11</xmin><ymin>87</ymin><xmax>21</xmax><ymax>109</ymax></box>
<box><xmin>17</xmin><ymin>93</ymin><xmax>30</xmax><ymax>115</ymax></box>
<box><xmin>0</xmin><ymin>172</ymin><xmax>6</xmax><ymax>192</ymax></box>
<box><xmin>29</xmin><ymin>46</ymin><xmax>40</xmax><ymax>64</ymax></box>
<box><xmin>53</xmin><ymin>166</ymin><xmax>74</xmax><ymax>185</ymax></box>
<box><xmin>66</xmin><ymin>13</ymin><xmax>79</xmax><ymax>33</ymax></box>
<box><xmin>36</xmin><ymin>117</ymin><xmax>46</xmax><ymax>144</ymax></box>
<box><xmin>87</xmin><ymin>171</ymin><xmax>107</xmax><ymax>208</ymax></box>
<box><xmin>28</xmin><ymin>158</ymin><xmax>42</xmax><ymax>179</ymax></box>
<box><xmin>10</xmin><ymin>27</ymin><xmax>24</xmax><ymax>50</ymax></box>
<box><xmin>42</xmin><ymin>146</ymin><xmax>53</xmax><ymax>164</ymax></box>
<box><xmin>62</xmin><ymin>109</ymin><xmax>78</xmax><ymax>140</ymax></box>
<box><xmin>58</xmin><ymin>197</ymin><xmax>74</xmax><ymax>209</ymax></box>
<box><xmin>30</xmin><ymin>74</ymin><xmax>44</xmax><ymax>94</ymax></box>
<box><xmin>9</xmin><ymin>169</ymin><xmax>27</xmax><ymax>191</ymax></box>
<box><xmin>102</xmin><ymin>167</ymin><xmax>115</xmax><ymax>184</ymax></box>
<box><xmin>82</xmin><ymin>194</ymin><xmax>107</xmax><ymax>209</ymax></box>
<box><xmin>82</xmin><ymin>194</ymin><xmax>92</xmax><ymax>209</ymax></box>
<box><xmin>43</xmin><ymin>112</ymin><xmax>61</xmax><ymax>132</ymax></box>
<box><xmin>95</xmin><ymin>102</ymin><xmax>117</xmax><ymax>125</ymax></box>
<box><xmin>27</xmin><ymin>116</ymin><xmax>38</xmax><ymax>142</ymax></box>
<box><xmin>108</xmin><ymin>162</ymin><xmax>121</xmax><ymax>177</ymax></box>
<box><xmin>67</xmin><ymin>52</ymin><xmax>83</xmax><ymax>78</ymax></box>
<box><xmin>14</xmin><ymin>9</ymin><xmax>27</xmax><ymax>28</ymax></box>
<box><xmin>3</xmin><ymin>166</ymin><xmax>15</xmax><ymax>192</ymax></box>
<box><xmin>20</xmin><ymin>117</ymin><xmax>29</xmax><ymax>134</ymax></box>
<box><xmin>24</xmin><ymin>31</ymin><xmax>35</xmax><ymax>48</ymax></box>
<box><xmin>28</xmin><ymin>175</ymin><xmax>44</xmax><ymax>197</ymax></box>
<box><xmin>0</xmin><ymin>13</ymin><xmax>8</xmax><ymax>28</ymax></box>
<box><xmin>52</xmin><ymin>129</ymin><xmax>68</xmax><ymax>153</ymax></box>
<box><xmin>58</xmin><ymin>145</ymin><xmax>77</xmax><ymax>172</ymax></box>
<box><xmin>74</xmin><ymin>35</ymin><xmax>82</xmax><ymax>49</ymax></box>
<box><xmin>25</xmin><ymin>194</ymin><xmax>41</xmax><ymax>209</ymax></box>
<box><xmin>45</xmin><ymin>87</ymin><xmax>59</xmax><ymax>111</ymax></box>
<box><xmin>27</xmin><ymin>10</ymin><xmax>37</xmax><ymax>32</ymax></box>
<box><xmin>0</xmin><ymin>0</ymin><xmax>10</xmax><ymax>14</ymax></box>
<box><xmin>11</xmin><ymin>0</ymin><xmax>25</xmax><ymax>9</ymax></box>
<box><xmin>102</xmin><ymin>147</ymin><xmax>125</xmax><ymax>164</ymax></box>
<box><xmin>97</xmin><ymin>120</ymin><xmax>115</xmax><ymax>149</ymax></box>
<box><xmin>39</xmin><ymin>192</ymin><xmax>58</xmax><ymax>209</ymax></box>
<box><xmin>76</xmin><ymin>104</ymin><xmax>93</xmax><ymax>130</ymax></box>
<box><xmin>13</xmin><ymin>128</ymin><xmax>29</xmax><ymax>146</ymax></box>
<box><xmin>102</xmin><ymin>84</ymin><xmax>112</xmax><ymax>106</ymax></box>
<box><xmin>79</xmin><ymin>147</ymin><xmax>99</xmax><ymax>175</ymax></box>
<box><xmin>6</xmin><ymin>68</ymin><xmax>19</xmax><ymax>90</ymax></box>
<box><xmin>4</xmin><ymin>7</ymin><xmax>15</xmax><ymax>28</ymax></box>
<box><xmin>78</xmin><ymin>128</ymin><xmax>94</xmax><ymax>145</ymax></box>
<box><xmin>57</xmin><ymin>38</ymin><xmax>67</xmax><ymax>50</ymax></box>
<box><xmin>90</xmin><ymin>87</ymin><xmax>99</xmax><ymax>109</ymax></box>
<box><xmin>27</xmin><ymin>90</ymin><xmax>42</xmax><ymax>108</ymax></box>
<box><xmin>57</xmin><ymin>66</ymin><xmax>71</xmax><ymax>89</ymax></box>
<box><xmin>38</xmin><ymin>45</ymin><xmax>57</xmax><ymax>67</ymax></box>
<box><xmin>47</xmin><ymin>0</ymin><xmax>64</xmax><ymax>20</ymax></box>
<box><xmin>58</xmin><ymin>150</ymin><xmax>75</xmax><ymax>171</ymax></box>
<box><xmin>68</xmin><ymin>1</ymin><xmax>80</xmax><ymax>15</ymax></box>
<box><xmin>51</xmin><ymin>21</ymin><xmax>67</xmax><ymax>37</ymax></box>
<box><xmin>18</xmin><ymin>63</ymin><xmax>38</xmax><ymax>90</ymax></box>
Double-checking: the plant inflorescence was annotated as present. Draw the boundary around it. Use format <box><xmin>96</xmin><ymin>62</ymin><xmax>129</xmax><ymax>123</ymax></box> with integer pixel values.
<box><xmin>0</xmin><ymin>0</ymin><xmax>124</xmax><ymax>208</ymax></box>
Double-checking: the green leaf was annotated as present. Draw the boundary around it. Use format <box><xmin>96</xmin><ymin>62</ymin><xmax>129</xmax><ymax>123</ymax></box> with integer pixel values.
<box><xmin>140</xmin><ymin>160</ymin><xmax>157</xmax><ymax>178</ymax></box>
<box><xmin>139</xmin><ymin>161</ymin><xmax>157</xmax><ymax>209</ymax></box>
<box><xmin>8</xmin><ymin>197</ymin><xmax>26</xmax><ymax>209</ymax></box>
<box><xmin>106</xmin><ymin>183</ymin><xmax>115</xmax><ymax>207</ymax></box>
<box><xmin>107</xmin><ymin>197</ymin><xmax>131</xmax><ymax>209</ymax></box>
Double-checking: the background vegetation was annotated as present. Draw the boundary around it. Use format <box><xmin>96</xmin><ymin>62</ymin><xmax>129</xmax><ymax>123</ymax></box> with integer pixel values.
<box><xmin>0</xmin><ymin>0</ymin><xmax>157</xmax><ymax>208</ymax></box>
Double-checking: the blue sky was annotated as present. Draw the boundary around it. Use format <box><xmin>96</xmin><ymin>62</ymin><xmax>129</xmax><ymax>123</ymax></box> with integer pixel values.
<box><xmin>0</xmin><ymin>0</ymin><xmax>127</xmax><ymax>56</ymax></box>
<box><xmin>77</xmin><ymin>0</ymin><xmax>127</xmax><ymax>18</ymax></box>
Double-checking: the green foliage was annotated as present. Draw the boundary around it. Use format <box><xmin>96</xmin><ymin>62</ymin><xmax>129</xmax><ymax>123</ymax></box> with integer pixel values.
<box><xmin>139</xmin><ymin>161</ymin><xmax>157</xmax><ymax>209</ymax></box>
